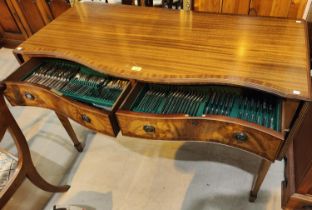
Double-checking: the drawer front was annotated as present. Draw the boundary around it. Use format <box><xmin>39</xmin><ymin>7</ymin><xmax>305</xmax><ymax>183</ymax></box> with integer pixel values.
<box><xmin>5</xmin><ymin>83</ymin><xmax>118</xmax><ymax>136</ymax></box>
<box><xmin>117</xmin><ymin>112</ymin><xmax>283</xmax><ymax>161</ymax></box>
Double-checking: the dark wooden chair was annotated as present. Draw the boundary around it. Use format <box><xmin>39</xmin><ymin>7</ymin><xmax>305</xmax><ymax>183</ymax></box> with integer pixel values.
<box><xmin>0</xmin><ymin>83</ymin><xmax>70</xmax><ymax>208</ymax></box>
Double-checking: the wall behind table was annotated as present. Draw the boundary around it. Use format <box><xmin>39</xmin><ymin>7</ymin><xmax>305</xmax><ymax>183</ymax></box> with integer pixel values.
<box><xmin>193</xmin><ymin>0</ymin><xmax>308</xmax><ymax>19</ymax></box>
<box><xmin>0</xmin><ymin>0</ymin><xmax>71</xmax><ymax>48</ymax></box>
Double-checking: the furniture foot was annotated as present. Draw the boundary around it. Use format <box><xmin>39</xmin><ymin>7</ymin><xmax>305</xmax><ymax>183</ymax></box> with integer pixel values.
<box><xmin>55</xmin><ymin>112</ymin><xmax>84</xmax><ymax>152</ymax></box>
<box><xmin>26</xmin><ymin>164</ymin><xmax>70</xmax><ymax>192</ymax></box>
<box><xmin>249</xmin><ymin>158</ymin><xmax>271</xmax><ymax>202</ymax></box>
<box><xmin>249</xmin><ymin>191</ymin><xmax>257</xmax><ymax>202</ymax></box>
<box><xmin>74</xmin><ymin>142</ymin><xmax>85</xmax><ymax>152</ymax></box>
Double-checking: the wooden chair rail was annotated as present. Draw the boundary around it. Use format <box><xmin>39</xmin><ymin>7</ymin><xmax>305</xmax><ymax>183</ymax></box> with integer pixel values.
<box><xmin>0</xmin><ymin>82</ymin><xmax>70</xmax><ymax>208</ymax></box>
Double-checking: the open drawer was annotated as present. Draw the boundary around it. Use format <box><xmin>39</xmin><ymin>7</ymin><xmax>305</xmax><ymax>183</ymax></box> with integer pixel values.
<box><xmin>4</xmin><ymin>58</ymin><xmax>131</xmax><ymax>136</ymax></box>
<box><xmin>116</xmin><ymin>83</ymin><xmax>297</xmax><ymax>161</ymax></box>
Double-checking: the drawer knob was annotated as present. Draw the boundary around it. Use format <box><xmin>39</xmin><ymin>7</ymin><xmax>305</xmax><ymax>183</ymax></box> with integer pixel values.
<box><xmin>143</xmin><ymin>125</ymin><xmax>155</xmax><ymax>133</ymax></box>
<box><xmin>24</xmin><ymin>92</ymin><xmax>35</xmax><ymax>100</ymax></box>
<box><xmin>234</xmin><ymin>132</ymin><xmax>248</xmax><ymax>142</ymax></box>
<box><xmin>192</xmin><ymin>121</ymin><xmax>199</xmax><ymax>126</ymax></box>
<box><xmin>81</xmin><ymin>114</ymin><xmax>91</xmax><ymax>123</ymax></box>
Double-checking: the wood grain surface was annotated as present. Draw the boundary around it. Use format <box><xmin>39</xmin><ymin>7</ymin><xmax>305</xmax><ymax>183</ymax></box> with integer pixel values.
<box><xmin>293</xmin><ymin>103</ymin><xmax>312</xmax><ymax>194</ymax></box>
<box><xmin>288</xmin><ymin>0</ymin><xmax>309</xmax><ymax>19</ymax></box>
<box><xmin>14</xmin><ymin>3</ymin><xmax>311</xmax><ymax>100</ymax></box>
<box><xmin>194</xmin><ymin>0</ymin><xmax>222</xmax><ymax>12</ymax></box>
<box><xmin>249</xmin><ymin>0</ymin><xmax>292</xmax><ymax>17</ymax></box>
<box><xmin>10</xmin><ymin>0</ymin><xmax>46</xmax><ymax>34</ymax></box>
<box><xmin>0</xmin><ymin>0</ymin><xmax>20</xmax><ymax>33</ymax></box>
<box><xmin>117</xmin><ymin>111</ymin><xmax>283</xmax><ymax>161</ymax></box>
<box><xmin>281</xmin><ymin>99</ymin><xmax>300</xmax><ymax>133</ymax></box>
<box><xmin>222</xmin><ymin>0</ymin><xmax>250</xmax><ymax>14</ymax></box>
<box><xmin>0</xmin><ymin>0</ymin><xmax>29</xmax><ymax>46</ymax></box>
<box><xmin>117</xmin><ymin>81</ymin><xmax>284</xmax><ymax>161</ymax></box>
<box><xmin>282</xmin><ymin>142</ymin><xmax>312</xmax><ymax>210</ymax></box>
<box><xmin>4</xmin><ymin>57</ymin><xmax>134</xmax><ymax>136</ymax></box>
<box><xmin>5</xmin><ymin>82</ymin><xmax>119</xmax><ymax>136</ymax></box>
<box><xmin>282</xmin><ymin>142</ymin><xmax>296</xmax><ymax>209</ymax></box>
<box><xmin>193</xmin><ymin>0</ymin><xmax>308</xmax><ymax>19</ymax></box>
<box><xmin>0</xmin><ymin>82</ymin><xmax>70</xmax><ymax>209</ymax></box>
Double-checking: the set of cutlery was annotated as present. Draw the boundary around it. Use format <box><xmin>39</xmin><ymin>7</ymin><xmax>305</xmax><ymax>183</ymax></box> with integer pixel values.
<box><xmin>23</xmin><ymin>61</ymin><xmax>129</xmax><ymax>108</ymax></box>
<box><xmin>132</xmin><ymin>86</ymin><xmax>231</xmax><ymax>116</ymax></box>
<box><xmin>131</xmin><ymin>85</ymin><xmax>281</xmax><ymax>131</ymax></box>
<box><xmin>133</xmin><ymin>88</ymin><xmax>206</xmax><ymax>116</ymax></box>
<box><xmin>24</xmin><ymin>63</ymin><xmax>79</xmax><ymax>90</ymax></box>
<box><xmin>61</xmin><ymin>71</ymin><xmax>128</xmax><ymax>107</ymax></box>
<box><xmin>237</xmin><ymin>96</ymin><xmax>276</xmax><ymax>130</ymax></box>
<box><xmin>24</xmin><ymin>62</ymin><xmax>280</xmax><ymax>130</ymax></box>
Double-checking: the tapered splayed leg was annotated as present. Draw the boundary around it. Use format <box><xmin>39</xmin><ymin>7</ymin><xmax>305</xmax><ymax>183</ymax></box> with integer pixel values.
<box><xmin>55</xmin><ymin>112</ymin><xmax>84</xmax><ymax>152</ymax></box>
<box><xmin>249</xmin><ymin>159</ymin><xmax>271</xmax><ymax>202</ymax></box>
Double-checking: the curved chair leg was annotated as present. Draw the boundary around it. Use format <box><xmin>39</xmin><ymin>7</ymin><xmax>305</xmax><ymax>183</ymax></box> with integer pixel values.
<box><xmin>26</xmin><ymin>163</ymin><xmax>70</xmax><ymax>192</ymax></box>
<box><xmin>0</xmin><ymin>88</ymin><xmax>71</xmax><ymax>193</ymax></box>
<box><xmin>8</xmin><ymin>115</ymin><xmax>71</xmax><ymax>193</ymax></box>
<box><xmin>0</xmin><ymin>126</ymin><xmax>6</xmax><ymax>143</ymax></box>
<box><xmin>249</xmin><ymin>159</ymin><xmax>271</xmax><ymax>202</ymax></box>
<box><xmin>55</xmin><ymin>112</ymin><xmax>84</xmax><ymax>152</ymax></box>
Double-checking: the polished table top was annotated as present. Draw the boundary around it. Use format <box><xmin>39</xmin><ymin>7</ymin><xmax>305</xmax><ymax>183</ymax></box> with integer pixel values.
<box><xmin>15</xmin><ymin>3</ymin><xmax>311</xmax><ymax>101</ymax></box>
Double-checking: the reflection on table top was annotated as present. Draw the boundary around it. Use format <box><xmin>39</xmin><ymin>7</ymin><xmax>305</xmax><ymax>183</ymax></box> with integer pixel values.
<box><xmin>16</xmin><ymin>3</ymin><xmax>311</xmax><ymax>100</ymax></box>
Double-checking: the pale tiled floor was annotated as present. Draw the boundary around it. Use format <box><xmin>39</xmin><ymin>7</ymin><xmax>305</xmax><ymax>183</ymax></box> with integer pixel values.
<box><xmin>0</xmin><ymin>48</ymin><xmax>284</xmax><ymax>210</ymax></box>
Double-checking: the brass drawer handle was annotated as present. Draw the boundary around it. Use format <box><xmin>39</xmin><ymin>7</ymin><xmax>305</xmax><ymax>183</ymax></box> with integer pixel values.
<box><xmin>24</xmin><ymin>92</ymin><xmax>35</xmax><ymax>100</ymax></box>
<box><xmin>143</xmin><ymin>125</ymin><xmax>155</xmax><ymax>133</ymax></box>
<box><xmin>234</xmin><ymin>132</ymin><xmax>248</xmax><ymax>142</ymax></box>
<box><xmin>81</xmin><ymin>114</ymin><xmax>91</xmax><ymax>123</ymax></box>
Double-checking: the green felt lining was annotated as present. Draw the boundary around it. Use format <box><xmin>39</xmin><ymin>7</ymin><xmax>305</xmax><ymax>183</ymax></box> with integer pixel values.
<box><xmin>130</xmin><ymin>84</ymin><xmax>282</xmax><ymax>131</ymax></box>
<box><xmin>22</xmin><ymin>58</ymin><xmax>124</xmax><ymax>108</ymax></box>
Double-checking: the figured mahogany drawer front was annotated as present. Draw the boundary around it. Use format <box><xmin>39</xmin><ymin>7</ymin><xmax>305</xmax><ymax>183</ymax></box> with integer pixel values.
<box><xmin>117</xmin><ymin>83</ymin><xmax>285</xmax><ymax>161</ymax></box>
<box><xmin>126</xmin><ymin>84</ymin><xmax>282</xmax><ymax>131</ymax></box>
<box><xmin>5</xmin><ymin>58</ymin><xmax>130</xmax><ymax>110</ymax></box>
<box><xmin>5</xmin><ymin>83</ymin><xmax>118</xmax><ymax>136</ymax></box>
<box><xmin>117</xmin><ymin>113</ymin><xmax>283</xmax><ymax>160</ymax></box>
<box><xmin>3</xmin><ymin>58</ymin><xmax>133</xmax><ymax>136</ymax></box>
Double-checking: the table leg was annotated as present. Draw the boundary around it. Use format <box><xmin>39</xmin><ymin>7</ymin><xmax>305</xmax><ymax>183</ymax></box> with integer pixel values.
<box><xmin>55</xmin><ymin>112</ymin><xmax>84</xmax><ymax>152</ymax></box>
<box><xmin>249</xmin><ymin>158</ymin><xmax>271</xmax><ymax>202</ymax></box>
